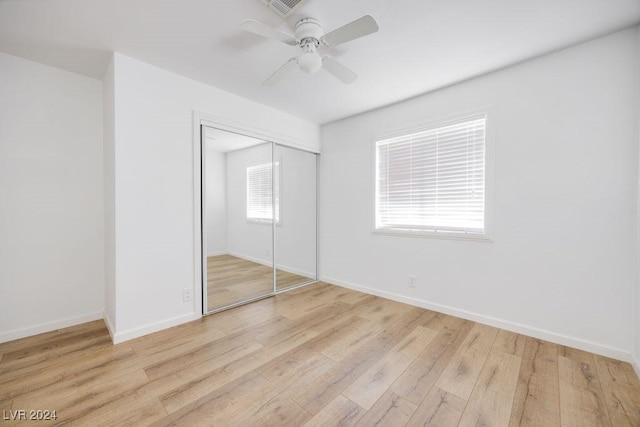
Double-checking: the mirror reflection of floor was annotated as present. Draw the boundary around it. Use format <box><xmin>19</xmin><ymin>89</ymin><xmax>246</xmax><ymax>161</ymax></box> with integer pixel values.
<box><xmin>206</xmin><ymin>254</ymin><xmax>312</xmax><ymax>312</ymax></box>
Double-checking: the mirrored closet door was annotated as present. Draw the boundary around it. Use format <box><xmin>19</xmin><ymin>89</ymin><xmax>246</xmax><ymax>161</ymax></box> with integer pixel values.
<box><xmin>274</xmin><ymin>144</ymin><xmax>317</xmax><ymax>291</ymax></box>
<box><xmin>202</xmin><ymin>126</ymin><xmax>318</xmax><ymax>314</ymax></box>
<box><xmin>203</xmin><ymin>127</ymin><xmax>275</xmax><ymax>312</ymax></box>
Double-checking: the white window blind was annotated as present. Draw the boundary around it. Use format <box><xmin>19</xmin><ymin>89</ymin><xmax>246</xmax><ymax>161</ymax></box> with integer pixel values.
<box><xmin>247</xmin><ymin>161</ymin><xmax>280</xmax><ymax>223</ymax></box>
<box><xmin>375</xmin><ymin>115</ymin><xmax>486</xmax><ymax>235</ymax></box>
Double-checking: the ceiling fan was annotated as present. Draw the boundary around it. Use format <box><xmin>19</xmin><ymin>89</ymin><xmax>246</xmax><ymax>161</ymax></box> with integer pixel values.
<box><xmin>240</xmin><ymin>15</ymin><xmax>379</xmax><ymax>86</ymax></box>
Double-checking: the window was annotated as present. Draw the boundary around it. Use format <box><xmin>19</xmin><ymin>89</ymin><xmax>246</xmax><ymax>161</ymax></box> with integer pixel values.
<box><xmin>375</xmin><ymin>114</ymin><xmax>487</xmax><ymax>237</ymax></box>
<box><xmin>246</xmin><ymin>161</ymin><xmax>280</xmax><ymax>223</ymax></box>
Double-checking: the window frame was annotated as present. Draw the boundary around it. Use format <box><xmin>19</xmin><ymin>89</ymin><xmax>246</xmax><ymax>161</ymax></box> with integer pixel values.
<box><xmin>371</xmin><ymin>109</ymin><xmax>494</xmax><ymax>242</ymax></box>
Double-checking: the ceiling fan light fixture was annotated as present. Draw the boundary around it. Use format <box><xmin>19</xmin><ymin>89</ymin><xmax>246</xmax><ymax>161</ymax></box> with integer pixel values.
<box><xmin>297</xmin><ymin>43</ymin><xmax>322</xmax><ymax>74</ymax></box>
<box><xmin>240</xmin><ymin>15</ymin><xmax>379</xmax><ymax>85</ymax></box>
<box><xmin>297</xmin><ymin>51</ymin><xmax>322</xmax><ymax>74</ymax></box>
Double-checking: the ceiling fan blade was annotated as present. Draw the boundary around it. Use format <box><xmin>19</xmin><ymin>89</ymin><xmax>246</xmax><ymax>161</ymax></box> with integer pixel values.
<box><xmin>240</xmin><ymin>20</ymin><xmax>297</xmax><ymax>46</ymax></box>
<box><xmin>322</xmin><ymin>57</ymin><xmax>357</xmax><ymax>84</ymax></box>
<box><xmin>263</xmin><ymin>58</ymin><xmax>298</xmax><ymax>86</ymax></box>
<box><xmin>321</xmin><ymin>15</ymin><xmax>379</xmax><ymax>47</ymax></box>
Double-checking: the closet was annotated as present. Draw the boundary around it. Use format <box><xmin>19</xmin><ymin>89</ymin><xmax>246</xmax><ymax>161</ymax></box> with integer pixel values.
<box><xmin>201</xmin><ymin>125</ymin><xmax>317</xmax><ymax>313</ymax></box>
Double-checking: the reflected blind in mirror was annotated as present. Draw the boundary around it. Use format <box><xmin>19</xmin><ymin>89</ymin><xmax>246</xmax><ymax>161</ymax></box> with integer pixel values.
<box><xmin>246</xmin><ymin>161</ymin><xmax>280</xmax><ymax>223</ymax></box>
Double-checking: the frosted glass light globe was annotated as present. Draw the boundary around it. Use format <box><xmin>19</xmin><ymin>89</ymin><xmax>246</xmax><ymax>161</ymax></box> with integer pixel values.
<box><xmin>298</xmin><ymin>51</ymin><xmax>322</xmax><ymax>74</ymax></box>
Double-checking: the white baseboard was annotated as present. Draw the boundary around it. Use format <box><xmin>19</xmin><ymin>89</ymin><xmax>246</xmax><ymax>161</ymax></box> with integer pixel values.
<box><xmin>321</xmin><ymin>276</ymin><xmax>633</xmax><ymax>363</ymax></box>
<box><xmin>103</xmin><ymin>310</ymin><xmax>116</xmax><ymax>342</ymax></box>
<box><xmin>207</xmin><ymin>250</ymin><xmax>228</xmax><ymax>257</ymax></box>
<box><xmin>632</xmin><ymin>355</ymin><xmax>640</xmax><ymax>379</ymax></box>
<box><xmin>228</xmin><ymin>251</ymin><xmax>315</xmax><ymax>279</ymax></box>
<box><xmin>228</xmin><ymin>250</ymin><xmax>271</xmax><ymax>267</ymax></box>
<box><xmin>110</xmin><ymin>312</ymin><xmax>201</xmax><ymax>344</ymax></box>
<box><xmin>0</xmin><ymin>312</ymin><xmax>104</xmax><ymax>344</ymax></box>
<box><xmin>275</xmin><ymin>264</ymin><xmax>316</xmax><ymax>280</ymax></box>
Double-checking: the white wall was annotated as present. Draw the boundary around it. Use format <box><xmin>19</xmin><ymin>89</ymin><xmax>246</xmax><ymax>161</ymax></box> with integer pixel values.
<box><xmin>0</xmin><ymin>52</ymin><xmax>104</xmax><ymax>343</ymax></box>
<box><xmin>320</xmin><ymin>28</ymin><xmax>639</xmax><ymax>360</ymax></box>
<box><xmin>634</xmin><ymin>27</ymin><xmax>640</xmax><ymax>371</ymax></box>
<box><xmin>108</xmin><ymin>53</ymin><xmax>319</xmax><ymax>342</ymax></box>
<box><xmin>103</xmin><ymin>55</ymin><xmax>116</xmax><ymax>334</ymax></box>
<box><xmin>205</xmin><ymin>142</ymin><xmax>228</xmax><ymax>256</ymax></box>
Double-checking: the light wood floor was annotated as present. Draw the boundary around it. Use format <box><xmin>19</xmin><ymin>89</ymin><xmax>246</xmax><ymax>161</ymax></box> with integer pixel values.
<box><xmin>2</xmin><ymin>282</ymin><xmax>640</xmax><ymax>426</ymax></box>
<box><xmin>207</xmin><ymin>254</ymin><xmax>312</xmax><ymax>311</ymax></box>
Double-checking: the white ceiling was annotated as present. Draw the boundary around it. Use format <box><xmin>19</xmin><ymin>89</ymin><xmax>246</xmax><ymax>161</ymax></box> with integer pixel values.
<box><xmin>204</xmin><ymin>126</ymin><xmax>267</xmax><ymax>153</ymax></box>
<box><xmin>1</xmin><ymin>0</ymin><xmax>639</xmax><ymax>124</ymax></box>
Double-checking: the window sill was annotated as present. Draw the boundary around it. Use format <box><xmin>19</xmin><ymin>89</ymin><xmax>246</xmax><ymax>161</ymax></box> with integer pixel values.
<box><xmin>246</xmin><ymin>219</ymin><xmax>282</xmax><ymax>227</ymax></box>
<box><xmin>372</xmin><ymin>228</ymin><xmax>493</xmax><ymax>242</ymax></box>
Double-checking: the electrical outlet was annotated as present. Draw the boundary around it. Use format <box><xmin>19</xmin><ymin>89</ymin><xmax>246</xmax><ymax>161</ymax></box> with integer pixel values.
<box><xmin>408</xmin><ymin>276</ymin><xmax>416</xmax><ymax>288</ymax></box>
<box><xmin>183</xmin><ymin>288</ymin><xmax>193</xmax><ymax>302</ymax></box>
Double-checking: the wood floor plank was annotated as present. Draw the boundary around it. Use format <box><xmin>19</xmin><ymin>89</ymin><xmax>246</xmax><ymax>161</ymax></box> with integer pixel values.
<box><xmin>0</xmin><ymin>320</ymin><xmax>106</xmax><ymax>356</ymax></box>
<box><xmin>268</xmin><ymin>282</ymin><xmax>336</xmax><ymax>315</ymax></box>
<box><xmin>417</xmin><ymin>310</ymin><xmax>453</xmax><ymax>331</ymax></box>
<box><xmin>274</xmin><ymin>281</ymin><xmax>334</xmax><ymax>303</ymax></box>
<box><xmin>130</xmin><ymin>317</ymin><xmax>312</xmax><ymax>409</ymax></box>
<box><xmin>243</xmin><ymin>397</ymin><xmax>311</xmax><ymax>426</ymax></box>
<box><xmin>143</xmin><ymin>334</ymin><xmax>263</xmax><ymax>381</ymax></box>
<box><xmin>0</xmin><ymin>399</ymin><xmax>12</xmax><ymax>414</ymax></box>
<box><xmin>11</xmin><ymin>360</ymin><xmax>146</xmax><ymax>412</ymax></box>
<box><xmin>208</xmin><ymin>301</ymin><xmax>278</xmax><ymax>335</ymax></box>
<box><xmin>343</xmin><ymin>325</ymin><xmax>437</xmax><ymax>409</ymax></box>
<box><xmin>206</xmin><ymin>255</ymin><xmax>275</xmax><ymax>311</ymax></box>
<box><xmin>320</xmin><ymin>318</ymin><xmax>379</xmax><ymax>363</ymax></box>
<box><xmin>229</xmin><ymin>313</ymin><xmax>297</xmax><ymax>344</ymax></box>
<box><xmin>593</xmin><ymin>355</ymin><xmax>640</xmax><ymax>426</ymax></box>
<box><xmin>558</xmin><ymin>354</ymin><xmax>612</xmax><ymax>427</ymax></box>
<box><xmin>329</xmin><ymin>288</ymin><xmax>373</xmax><ymax>305</ymax></box>
<box><xmin>1</xmin><ymin>345</ymin><xmax>136</xmax><ymax>402</ymax></box>
<box><xmin>276</xmin><ymin>266</ymin><xmax>314</xmax><ymax>290</ymax></box>
<box><xmin>0</xmin><ymin>327</ymin><xmax>112</xmax><ymax>369</ymax></box>
<box><xmin>128</xmin><ymin>319</ymin><xmax>225</xmax><ymax>355</ymax></box>
<box><xmin>391</xmin><ymin>316</ymin><xmax>474</xmax><ymax>405</ymax></box>
<box><xmin>305</xmin><ymin>316</ymin><xmax>370</xmax><ymax>354</ymax></box>
<box><xmin>151</xmin><ymin>371</ymin><xmax>272</xmax><ymax>426</ymax></box>
<box><xmin>254</xmin><ymin>302</ymin><xmax>353</xmax><ymax>347</ymax></box>
<box><xmin>434</xmin><ymin>322</ymin><xmax>499</xmax><ymax>400</ymax></box>
<box><xmin>14</xmin><ymin>369</ymin><xmax>150</xmax><ymax>425</ymax></box>
<box><xmin>406</xmin><ymin>387</ymin><xmax>466</xmax><ymax>427</ymax></box>
<box><xmin>132</xmin><ymin>333</ymin><xmax>228</xmax><ymax>371</ymax></box>
<box><xmin>458</xmin><ymin>349</ymin><xmax>522</xmax><ymax>427</ymax></box>
<box><xmin>259</xmin><ymin>316</ymin><xmax>364</xmax><ymax>382</ymax></box>
<box><xmin>274</xmin><ymin>287</ymin><xmax>350</xmax><ymax>320</ymax></box>
<box><xmin>354</xmin><ymin>390</ymin><xmax>417</xmax><ymax>426</ymax></box>
<box><xmin>1</xmin><ymin>282</ymin><xmax>639</xmax><ymax>426</ymax></box>
<box><xmin>509</xmin><ymin>337</ymin><xmax>560</xmax><ymax>427</ymax></box>
<box><xmin>210</xmin><ymin>353</ymin><xmax>332</xmax><ymax>427</ymax></box>
<box><xmin>0</xmin><ymin>325</ymin><xmax>114</xmax><ymax>382</ymax></box>
<box><xmin>158</xmin><ymin>328</ymin><xmax>318</xmax><ymax>413</ymax></box>
<box><xmin>55</xmin><ymin>383</ymin><xmax>168</xmax><ymax>426</ymax></box>
<box><xmin>303</xmin><ymin>395</ymin><xmax>366</xmax><ymax>427</ymax></box>
<box><xmin>494</xmin><ymin>329</ymin><xmax>527</xmax><ymax>357</ymax></box>
<box><xmin>352</xmin><ymin>296</ymin><xmax>415</xmax><ymax>324</ymax></box>
<box><xmin>293</xmin><ymin>307</ymin><xmax>426</xmax><ymax>414</ymax></box>
<box><xmin>92</xmin><ymin>398</ymin><xmax>168</xmax><ymax>427</ymax></box>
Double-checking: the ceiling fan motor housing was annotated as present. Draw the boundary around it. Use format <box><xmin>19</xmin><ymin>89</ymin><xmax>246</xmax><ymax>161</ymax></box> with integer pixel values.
<box><xmin>294</xmin><ymin>18</ymin><xmax>323</xmax><ymax>43</ymax></box>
